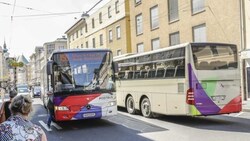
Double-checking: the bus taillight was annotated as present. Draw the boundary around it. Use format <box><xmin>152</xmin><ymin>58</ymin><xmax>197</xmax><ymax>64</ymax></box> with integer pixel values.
<box><xmin>186</xmin><ymin>88</ymin><xmax>195</xmax><ymax>105</ymax></box>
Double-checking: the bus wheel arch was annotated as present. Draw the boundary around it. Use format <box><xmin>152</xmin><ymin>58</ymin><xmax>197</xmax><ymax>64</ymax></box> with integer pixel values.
<box><xmin>125</xmin><ymin>94</ymin><xmax>136</xmax><ymax>114</ymax></box>
<box><xmin>140</xmin><ymin>96</ymin><xmax>153</xmax><ymax>118</ymax></box>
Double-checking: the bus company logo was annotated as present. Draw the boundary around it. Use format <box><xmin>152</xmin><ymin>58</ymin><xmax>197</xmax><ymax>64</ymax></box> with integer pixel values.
<box><xmin>86</xmin><ymin>98</ymin><xmax>90</xmax><ymax>101</ymax></box>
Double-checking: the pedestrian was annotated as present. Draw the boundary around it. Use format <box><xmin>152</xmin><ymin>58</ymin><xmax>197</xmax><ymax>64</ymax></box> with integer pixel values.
<box><xmin>0</xmin><ymin>95</ymin><xmax>47</xmax><ymax>141</ymax></box>
<box><xmin>0</xmin><ymin>90</ymin><xmax>17</xmax><ymax>123</ymax></box>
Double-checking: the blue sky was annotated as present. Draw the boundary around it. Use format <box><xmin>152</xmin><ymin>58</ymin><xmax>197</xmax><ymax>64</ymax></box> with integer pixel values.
<box><xmin>0</xmin><ymin>0</ymin><xmax>109</xmax><ymax>60</ymax></box>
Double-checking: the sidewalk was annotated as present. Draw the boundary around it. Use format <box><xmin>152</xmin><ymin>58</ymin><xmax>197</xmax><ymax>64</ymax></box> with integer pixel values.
<box><xmin>242</xmin><ymin>100</ymin><xmax>250</xmax><ymax>112</ymax></box>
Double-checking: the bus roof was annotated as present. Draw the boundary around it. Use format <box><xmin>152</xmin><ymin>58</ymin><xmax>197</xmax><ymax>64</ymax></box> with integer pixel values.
<box><xmin>114</xmin><ymin>42</ymin><xmax>190</xmax><ymax>62</ymax></box>
<box><xmin>48</xmin><ymin>48</ymin><xmax>112</xmax><ymax>60</ymax></box>
<box><xmin>114</xmin><ymin>42</ymin><xmax>236</xmax><ymax>62</ymax></box>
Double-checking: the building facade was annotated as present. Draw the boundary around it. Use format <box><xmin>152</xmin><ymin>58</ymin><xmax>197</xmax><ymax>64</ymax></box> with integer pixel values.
<box><xmin>43</xmin><ymin>36</ymin><xmax>67</xmax><ymax>63</ymax></box>
<box><xmin>16</xmin><ymin>55</ymin><xmax>29</xmax><ymax>85</ymax></box>
<box><xmin>65</xmin><ymin>0</ymin><xmax>249</xmax><ymax>100</ymax></box>
<box><xmin>28</xmin><ymin>47</ymin><xmax>44</xmax><ymax>86</ymax></box>
<box><xmin>65</xmin><ymin>0</ymin><xmax>132</xmax><ymax>56</ymax></box>
<box><xmin>129</xmin><ymin>0</ymin><xmax>241</xmax><ymax>53</ymax></box>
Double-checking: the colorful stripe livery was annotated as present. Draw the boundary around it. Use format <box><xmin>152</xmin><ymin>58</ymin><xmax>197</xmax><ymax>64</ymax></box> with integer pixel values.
<box><xmin>53</xmin><ymin>93</ymin><xmax>117</xmax><ymax>121</ymax></box>
<box><xmin>188</xmin><ymin>64</ymin><xmax>242</xmax><ymax>116</ymax></box>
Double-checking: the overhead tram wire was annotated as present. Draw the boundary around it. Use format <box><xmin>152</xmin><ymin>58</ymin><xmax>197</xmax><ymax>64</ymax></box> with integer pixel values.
<box><xmin>9</xmin><ymin>0</ymin><xmax>17</xmax><ymax>50</ymax></box>
<box><xmin>86</xmin><ymin>0</ymin><xmax>103</xmax><ymax>14</ymax></box>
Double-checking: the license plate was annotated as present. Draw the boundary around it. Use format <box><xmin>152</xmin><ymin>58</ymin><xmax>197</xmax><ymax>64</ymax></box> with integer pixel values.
<box><xmin>83</xmin><ymin>113</ymin><xmax>96</xmax><ymax>118</ymax></box>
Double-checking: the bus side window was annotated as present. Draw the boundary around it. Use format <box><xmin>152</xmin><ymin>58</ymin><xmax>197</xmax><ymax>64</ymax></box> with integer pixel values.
<box><xmin>140</xmin><ymin>70</ymin><xmax>148</xmax><ymax>78</ymax></box>
<box><xmin>228</xmin><ymin>61</ymin><xmax>237</xmax><ymax>68</ymax></box>
<box><xmin>175</xmin><ymin>65</ymin><xmax>185</xmax><ymax>77</ymax></box>
<box><xmin>165</xmin><ymin>67</ymin><xmax>175</xmax><ymax>78</ymax></box>
<box><xmin>148</xmin><ymin>69</ymin><xmax>156</xmax><ymax>78</ymax></box>
<box><xmin>118</xmin><ymin>71</ymin><xmax>125</xmax><ymax>79</ymax></box>
<box><xmin>198</xmin><ymin>61</ymin><xmax>209</xmax><ymax>70</ymax></box>
<box><xmin>134</xmin><ymin>71</ymin><xmax>140</xmax><ymax>79</ymax></box>
<box><xmin>217</xmin><ymin>61</ymin><xmax>227</xmax><ymax>69</ymax></box>
<box><xmin>127</xmin><ymin>71</ymin><xmax>134</xmax><ymax>79</ymax></box>
<box><xmin>156</xmin><ymin>68</ymin><xmax>165</xmax><ymax>78</ymax></box>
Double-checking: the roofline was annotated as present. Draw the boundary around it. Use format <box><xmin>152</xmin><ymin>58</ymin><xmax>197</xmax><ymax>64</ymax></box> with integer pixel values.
<box><xmin>65</xmin><ymin>18</ymin><xmax>85</xmax><ymax>34</ymax></box>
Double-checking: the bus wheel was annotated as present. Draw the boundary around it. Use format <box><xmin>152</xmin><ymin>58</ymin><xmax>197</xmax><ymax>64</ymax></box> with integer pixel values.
<box><xmin>126</xmin><ymin>96</ymin><xmax>136</xmax><ymax>114</ymax></box>
<box><xmin>141</xmin><ymin>97</ymin><xmax>153</xmax><ymax>118</ymax></box>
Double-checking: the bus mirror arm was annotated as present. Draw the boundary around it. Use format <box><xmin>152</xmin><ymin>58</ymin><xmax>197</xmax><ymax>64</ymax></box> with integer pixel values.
<box><xmin>47</xmin><ymin>90</ymin><xmax>53</xmax><ymax>96</ymax></box>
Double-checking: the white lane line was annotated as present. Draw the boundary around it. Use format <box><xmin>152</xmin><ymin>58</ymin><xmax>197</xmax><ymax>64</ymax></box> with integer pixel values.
<box><xmin>51</xmin><ymin>122</ymin><xmax>63</xmax><ymax>130</ymax></box>
<box><xmin>37</xmin><ymin>114</ymin><xmax>48</xmax><ymax>117</ymax></box>
<box><xmin>234</xmin><ymin>112</ymin><xmax>244</xmax><ymax>117</ymax></box>
<box><xmin>39</xmin><ymin>120</ymin><xmax>52</xmax><ymax>132</ymax></box>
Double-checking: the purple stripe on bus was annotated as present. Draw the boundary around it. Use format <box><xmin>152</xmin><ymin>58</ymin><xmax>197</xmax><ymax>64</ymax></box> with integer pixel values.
<box><xmin>188</xmin><ymin>64</ymin><xmax>221</xmax><ymax>115</ymax></box>
<box><xmin>53</xmin><ymin>96</ymin><xmax>66</xmax><ymax>106</ymax></box>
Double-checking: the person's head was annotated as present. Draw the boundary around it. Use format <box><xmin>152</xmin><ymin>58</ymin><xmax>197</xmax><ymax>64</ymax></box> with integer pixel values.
<box><xmin>10</xmin><ymin>95</ymin><xmax>33</xmax><ymax>116</ymax></box>
<box><xmin>9</xmin><ymin>90</ymin><xmax>17</xmax><ymax>100</ymax></box>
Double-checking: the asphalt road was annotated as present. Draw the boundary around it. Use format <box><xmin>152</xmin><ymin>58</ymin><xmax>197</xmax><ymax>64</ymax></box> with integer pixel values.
<box><xmin>27</xmin><ymin>98</ymin><xmax>250</xmax><ymax>141</ymax></box>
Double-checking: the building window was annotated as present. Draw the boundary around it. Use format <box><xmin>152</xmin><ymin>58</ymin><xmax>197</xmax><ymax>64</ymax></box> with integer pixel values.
<box><xmin>137</xmin><ymin>43</ymin><xmax>144</xmax><ymax>53</ymax></box>
<box><xmin>169</xmin><ymin>32</ymin><xmax>180</xmax><ymax>46</ymax></box>
<box><xmin>193</xmin><ymin>24</ymin><xmax>206</xmax><ymax>42</ymax></box>
<box><xmin>117</xmin><ymin>50</ymin><xmax>122</xmax><ymax>56</ymax></box>
<box><xmin>116</xmin><ymin>26</ymin><xmax>121</xmax><ymax>39</ymax></box>
<box><xmin>85</xmin><ymin>24</ymin><xmax>88</xmax><ymax>33</ymax></box>
<box><xmin>192</xmin><ymin>0</ymin><xmax>205</xmax><ymax>14</ymax></box>
<box><xmin>115</xmin><ymin>1</ymin><xmax>120</xmax><ymax>13</ymax></box>
<box><xmin>92</xmin><ymin>38</ymin><xmax>96</xmax><ymax>48</ymax></box>
<box><xmin>81</xmin><ymin>44</ymin><xmax>83</xmax><ymax>48</ymax></box>
<box><xmin>151</xmin><ymin>38</ymin><xmax>160</xmax><ymax>50</ymax></box>
<box><xmin>99</xmin><ymin>12</ymin><xmax>102</xmax><ymax>24</ymax></box>
<box><xmin>92</xmin><ymin>18</ymin><xmax>95</xmax><ymax>28</ymax></box>
<box><xmin>108</xmin><ymin>6</ymin><xmax>112</xmax><ymax>18</ymax></box>
<box><xmin>76</xmin><ymin>32</ymin><xmax>78</xmax><ymax>38</ymax></box>
<box><xmin>150</xmin><ymin>5</ymin><xmax>159</xmax><ymax>30</ymax></box>
<box><xmin>86</xmin><ymin>41</ymin><xmax>88</xmax><ymax>48</ymax></box>
<box><xmin>109</xmin><ymin>30</ymin><xmax>113</xmax><ymax>42</ymax></box>
<box><xmin>100</xmin><ymin>34</ymin><xmax>103</xmax><ymax>46</ymax></box>
<box><xmin>168</xmin><ymin>0</ymin><xmax>179</xmax><ymax>22</ymax></box>
<box><xmin>136</xmin><ymin>14</ymin><xmax>143</xmax><ymax>35</ymax></box>
<box><xmin>80</xmin><ymin>29</ymin><xmax>83</xmax><ymax>35</ymax></box>
<box><xmin>135</xmin><ymin>0</ymin><xmax>141</xmax><ymax>6</ymax></box>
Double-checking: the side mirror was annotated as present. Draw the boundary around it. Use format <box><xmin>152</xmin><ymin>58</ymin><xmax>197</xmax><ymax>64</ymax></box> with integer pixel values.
<box><xmin>113</xmin><ymin>62</ymin><xmax>119</xmax><ymax>73</ymax></box>
<box><xmin>47</xmin><ymin>61</ymin><xmax>54</xmax><ymax>75</ymax></box>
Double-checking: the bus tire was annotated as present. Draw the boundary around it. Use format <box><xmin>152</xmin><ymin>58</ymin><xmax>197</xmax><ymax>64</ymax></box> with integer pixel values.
<box><xmin>141</xmin><ymin>97</ymin><xmax>153</xmax><ymax>118</ymax></box>
<box><xmin>126</xmin><ymin>96</ymin><xmax>136</xmax><ymax>114</ymax></box>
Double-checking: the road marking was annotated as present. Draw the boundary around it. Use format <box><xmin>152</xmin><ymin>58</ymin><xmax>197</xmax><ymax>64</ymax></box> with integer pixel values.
<box><xmin>51</xmin><ymin>122</ymin><xmax>63</xmax><ymax>130</ymax></box>
<box><xmin>37</xmin><ymin>114</ymin><xmax>48</xmax><ymax>117</ymax></box>
<box><xmin>234</xmin><ymin>112</ymin><xmax>244</xmax><ymax>117</ymax></box>
<box><xmin>38</xmin><ymin>120</ymin><xmax>63</xmax><ymax>131</ymax></box>
<box><xmin>39</xmin><ymin>120</ymin><xmax>52</xmax><ymax>132</ymax></box>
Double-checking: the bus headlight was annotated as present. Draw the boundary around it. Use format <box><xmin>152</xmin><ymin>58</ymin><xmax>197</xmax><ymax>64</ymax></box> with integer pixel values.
<box><xmin>108</xmin><ymin>101</ymin><xmax>116</xmax><ymax>106</ymax></box>
<box><xmin>55</xmin><ymin>106</ymin><xmax>69</xmax><ymax>111</ymax></box>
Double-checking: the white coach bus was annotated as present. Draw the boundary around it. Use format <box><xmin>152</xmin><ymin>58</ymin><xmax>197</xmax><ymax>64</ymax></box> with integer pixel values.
<box><xmin>114</xmin><ymin>42</ymin><xmax>241</xmax><ymax>117</ymax></box>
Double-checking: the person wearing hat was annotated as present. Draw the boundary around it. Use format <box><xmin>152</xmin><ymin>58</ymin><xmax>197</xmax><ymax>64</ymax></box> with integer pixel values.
<box><xmin>0</xmin><ymin>89</ymin><xmax>17</xmax><ymax>123</ymax></box>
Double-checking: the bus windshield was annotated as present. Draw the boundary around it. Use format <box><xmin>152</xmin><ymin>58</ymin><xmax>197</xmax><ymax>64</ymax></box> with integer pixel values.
<box><xmin>192</xmin><ymin>44</ymin><xmax>238</xmax><ymax>70</ymax></box>
<box><xmin>53</xmin><ymin>51</ymin><xmax>114</xmax><ymax>92</ymax></box>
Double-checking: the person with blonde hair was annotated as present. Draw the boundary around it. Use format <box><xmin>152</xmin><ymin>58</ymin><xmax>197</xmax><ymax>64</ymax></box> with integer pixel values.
<box><xmin>0</xmin><ymin>95</ymin><xmax>47</xmax><ymax>141</ymax></box>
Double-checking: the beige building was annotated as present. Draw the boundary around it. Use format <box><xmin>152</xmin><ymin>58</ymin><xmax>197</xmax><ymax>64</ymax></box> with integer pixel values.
<box><xmin>65</xmin><ymin>0</ymin><xmax>131</xmax><ymax>56</ymax></box>
<box><xmin>129</xmin><ymin>0</ymin><xmax>250</xmax><ymax>100</ymax></box>
<box><xmin>129</xmin><ymin>0</ymin><xmax>241</xmax><ymax>53</ymax></box>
